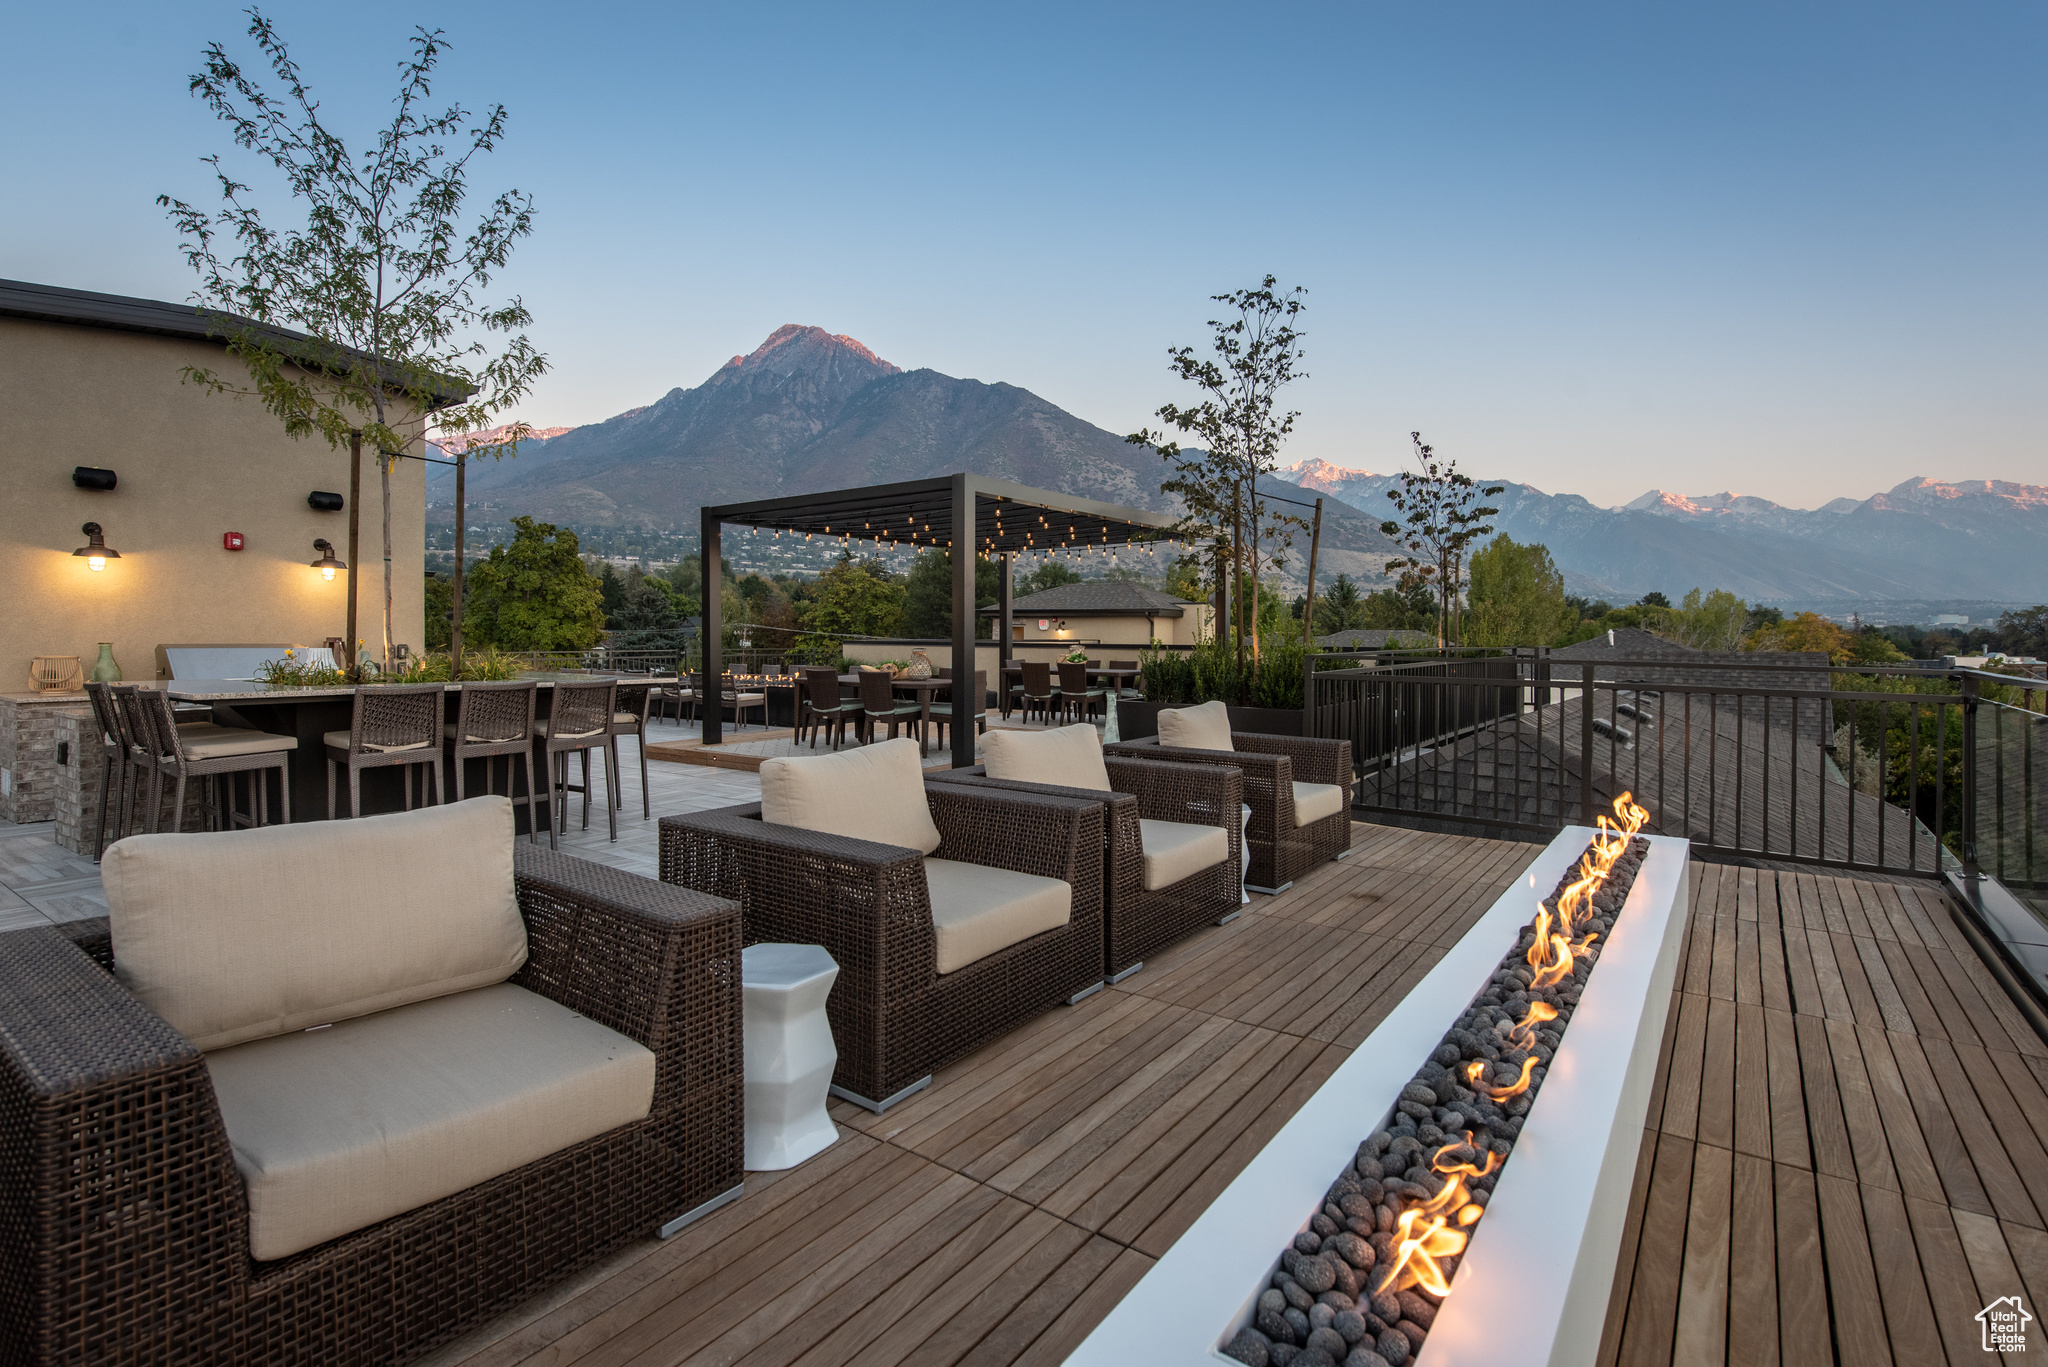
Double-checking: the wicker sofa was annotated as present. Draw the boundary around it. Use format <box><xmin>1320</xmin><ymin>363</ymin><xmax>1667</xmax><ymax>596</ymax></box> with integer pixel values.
<box><xmin>929</xmin><ymin>725</ymin><xmax>1243</xmax><ymax>982</ymax></box>
<box><xmin>660</xmin><ymin>738</ymin><xmax>1105</xmax><ymax>1111</ymax></box>
<box><xmin>1106</xmin><ymin>700</ymin><xmax>1354</xmax><ymax>893</ymax></box>
<box><xmin>0</xmin><ymin>797</ymin><xmax>742</xmax><ymax>1367</ymax></box>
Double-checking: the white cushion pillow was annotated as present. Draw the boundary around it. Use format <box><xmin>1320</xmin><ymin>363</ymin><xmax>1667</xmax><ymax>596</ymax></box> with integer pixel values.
<box><xmin>758</xmin><ymin>736</ymin><xmax>942</xmax><ymax>855</ymax></box>
<box><xmin>923</xmin><ymin>858</ymin><xmax>1071</xmax><ymax>972</ymax></box>
<box><xmin>105</xmin><ymin>796</ymin><xmax>526</xmax><ymax>1052</ymax></box>
<box><xmin>207</xmin><ymin>982</ymin><xmax>654</xmax><ymax>1260</ymax></box>
<box><xmin>1137</xmin><ymin>819</ymin><xmax>1229</xmax><ymax>891</ymax></box>
<box><xmin>1157</xmin><ymin>700</ymin><xmax>1234</xmax><ymax>752</ymax></box>
<box><xmin>1292</xmin><ymin>781</ymin><xmax>1347</xmax><ymax>827</ymax></box>
<box><xmin>981</xmin><ymin>724</ymin><xmax>1111</xmax><ymax>792</ymax></box>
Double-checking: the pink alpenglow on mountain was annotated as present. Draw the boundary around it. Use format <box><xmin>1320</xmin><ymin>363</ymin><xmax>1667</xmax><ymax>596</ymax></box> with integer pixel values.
<box><xmin>432</xmin><ymin>423</ymin><xmax>575</xmax><ymax>455</ymax></box>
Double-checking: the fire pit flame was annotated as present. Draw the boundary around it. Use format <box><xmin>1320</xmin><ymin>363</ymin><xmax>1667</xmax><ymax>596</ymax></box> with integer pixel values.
<box><xmin>1465</xmin><ymin>1053</ymin><xmax>1538</xmax><ymax>1101</ymax></box>
<box><xmin>1507</xmin><ymin>1000</ymin><xmax>1559</xmax><ymax>1051</ymax></box>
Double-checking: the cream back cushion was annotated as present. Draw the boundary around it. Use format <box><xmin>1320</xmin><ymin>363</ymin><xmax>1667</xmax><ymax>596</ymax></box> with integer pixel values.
<box><xmin>1158</xmin><ymin>699</ymin><xmax>1234</xmax><ymax>752</ymax></box>
<box><xmin>758</xmin><ymin>736</ymin><xmax>942</xmax><ymax>854</ymax></box>
<box><xmin>105</xmin><ymin>797</ymin><xmax>526</xmax><ymax>1052</ymax></box>
<box><xmin>981</xmin><ymin>724</ymin><xmax>1111</xmax><ymax>792</ymax></box>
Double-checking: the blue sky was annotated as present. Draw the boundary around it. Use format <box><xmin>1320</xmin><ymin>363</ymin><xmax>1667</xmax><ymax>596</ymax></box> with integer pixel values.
<box><xmin>5</xmin><ymin>2</ymin><xmax>2041</xmax><ymax>507</ymax></box>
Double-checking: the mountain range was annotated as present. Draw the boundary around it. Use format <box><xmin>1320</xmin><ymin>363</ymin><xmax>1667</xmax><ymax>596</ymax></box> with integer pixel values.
<box><xmin>428</xmin><ymin>326</ymin><xmax>2048</xmax><ymax>602</ymax></box>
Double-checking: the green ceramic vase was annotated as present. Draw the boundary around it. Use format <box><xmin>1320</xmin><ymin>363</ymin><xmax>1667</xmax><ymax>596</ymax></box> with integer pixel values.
<box><xmin>88</xmin><ymin>643</ymin><xmax>121</xmax><ymax>683</ymax></box>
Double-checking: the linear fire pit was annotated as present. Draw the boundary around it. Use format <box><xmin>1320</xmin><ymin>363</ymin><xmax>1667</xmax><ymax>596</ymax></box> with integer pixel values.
<box><xmin>1069</xmin><ymin>821</ymin><xmax>1691</xmax><ymax>1367</ymax></box>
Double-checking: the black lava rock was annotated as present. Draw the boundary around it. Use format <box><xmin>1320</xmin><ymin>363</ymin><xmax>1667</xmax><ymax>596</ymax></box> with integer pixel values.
<box><xmin>1270</xmin><ymin>1343</ymin><xmax>1299</xmax><ymax>1367</ymax></box>
<box><xmin>1332</xmin><ymin>1310</ymin><xmax>1369</xmax><ymax>1345</ymax></box>
<box><xmin>1293</xmin><ymin>1349</ymin><xmax>1338</xmax><ymax>1367</ymax></box>
<box><xmin>1343</xmin><ymin>1351</ymin><xmax>1393</xmax><ymax>1367</ymax></box>
<box><xmin>1257</xmin><ymin>1305</ymin><xmax>1296</xmax><ymax>1344</ymax></box>
<box><xmin>1224</xmin><ymin>1328</ymin><xmax>1273</xmax><ymax>1367</ymax></box>
<box><xmin>1369</xmin><ymin>1289</ymin><xmax>1403</xmax><ymax>1325</ymax></box>
<box><xmin>1284</xmin><ymin>1305</ymin><xmax>1311</xmax><ymax>1342</ymax></box>
<box><xmin>1307</xmin><ymin>1326</ymin><xmax>1350</xmax><ymax>1360</ymax></box>
<box><xmin>1294</xmin><ymin>1232</ymin><xmax>1323</xmax><ymax>1255</ymax></box>
<box><xmin>1375</xmin><ymin>1327</ymin><xmax>1411</xmax><ymax>1365</ymax></box>
<box><xmin>1395</xmin><ymin>1291</ymin><xmax>1435</xmax><ymax>1328</ymax></box>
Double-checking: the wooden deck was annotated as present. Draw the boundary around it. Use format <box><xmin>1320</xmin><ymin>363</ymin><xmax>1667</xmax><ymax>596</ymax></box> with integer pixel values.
<box><xmin>425</xmin><ymin>825</ymin><xmax>2048</xmax><ymax>1367</ymax></box>
<box><xmin>1602</xmin><ymin>862</ymin><xmax>2048</xmax><ymax>1364</ymax></box>
<box><xmin>425</xmin><ymin>822</ymin><xmax>1537</xmax><ymax>1367</ymax></box>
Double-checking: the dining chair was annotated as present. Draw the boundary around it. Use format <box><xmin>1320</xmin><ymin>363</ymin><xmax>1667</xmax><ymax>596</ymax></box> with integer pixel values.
<box><xmin>857</xmin><ymin>670</ymin><xmax>923</xmax><ymax>745</ymax></box>
<box><xmin>798</xmin><ymin>668</ymin><xmax>856</xmax><ymax>750</ymax></box>
<box><xmin>1058</xmin><ymin>662</ymin><xmax>1108</xmax><ymax>725</ymax></box>
<box><xmin>82</xmin><ymin>681</ymin><xmax>131</xmax><ymax>859</ymax></box>
<box><xmin>721</xmin><ymin>674</ymin><xmax>768</xmax><ymax>731</ymax></box>
<box><xmin>122</xmin><ymin>686</ymin><xmax>298</xmax><ymax>834</ymax></box>
<box><xmin>443</xmin><ymin>681</ymin><xmax>543</xmax><ymax>842</ymax></box>
<box><xmin>1016</xmin><ymin>661</ymin><xmax>1059</xmax><ymax>725</ymax></box>
<box><xmin>928</xmin><ymin>670</ymin><xmax>988</xmax><ymax>750</ymax></box>
<box><xmin>536</xmin><ymin>679</ymin><xmax>618</xmax><ymax>849</ymax></box>
<box><xmin>326</xmin><ymin>684</ymin><xmax>446</xmax><ymax>819</ymax></box>
<box><xmin>1106</xmin><ymin>660</ymin><xmax>1145</xmax><ymax>700</ymax></box>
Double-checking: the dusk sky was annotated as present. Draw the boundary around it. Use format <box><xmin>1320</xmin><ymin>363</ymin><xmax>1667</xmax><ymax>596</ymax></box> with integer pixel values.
<box><xmin>6</xmin><ymin>2</ymin><xmax>2041</xmax><ymax>509</ymax></box>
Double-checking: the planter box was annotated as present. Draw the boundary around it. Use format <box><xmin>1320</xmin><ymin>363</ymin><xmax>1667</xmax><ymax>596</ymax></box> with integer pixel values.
<box><xmin>1117</xmin><ymin>702</ymin><xmax>1303</xmax><ymax>740</ymax></box>
<box><xmin>1067</xmin><ymin>825</ymin><xmax>1692</xmax><ymax>1367</ymax></box>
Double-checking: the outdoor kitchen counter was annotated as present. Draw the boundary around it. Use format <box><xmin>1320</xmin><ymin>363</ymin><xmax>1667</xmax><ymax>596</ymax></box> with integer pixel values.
<box><xmin>164</xmin><ymin>674</ymin><xmax>676</xmax><ymax>826</ymax></box>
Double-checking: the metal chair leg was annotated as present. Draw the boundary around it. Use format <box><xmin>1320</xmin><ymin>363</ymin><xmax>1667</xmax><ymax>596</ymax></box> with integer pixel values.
<box><xmin>637</xmin><ymin>727</ymin><xmax>650</xmax><ymax>820</ymax></box>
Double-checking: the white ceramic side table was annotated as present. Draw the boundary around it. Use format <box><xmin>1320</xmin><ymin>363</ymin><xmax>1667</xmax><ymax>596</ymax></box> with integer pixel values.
<box><xmin>741</xmin><ymin>943</ymin><xmax>840</xmax><ymax>1171</ymax></box>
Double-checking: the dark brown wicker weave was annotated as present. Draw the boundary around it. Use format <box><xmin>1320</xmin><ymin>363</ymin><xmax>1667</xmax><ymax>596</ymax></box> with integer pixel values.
<box><xmin>1013</xmin><ymin>660</ymin><xmax>1058</xmax><ymax>724</ymax></box>
<box><xmin>538</xmin><ymin>679</ymin><xmax>618</xmax><ymax>848</ymax></box>
<box><xmin>930</xmin><ymin>754</ymin><xmax>1241</xmax><ymax>979</ymax></box>
<box><xmin>446</xmin><ymin>681</ymin><xmax>542</xmax><ymax>840</ymax></box>
<box><xmin>610</xmin><ymin>683</ymin><xmax>656</xmax><ymax>821</ymax></box>
<box><xmin>82</xmin><ymin>681</ymin><xmax>129</xmax><ymax>858</ymax></box>
<box><xmin>797</xmin><ymin>668</ymin><xmax>855</xmax><ymax>750</ymax></box>
<box><xmin>1105</xmin><ymin>730</ymin><xmax>1354</xmax><ymax>892</ymax></box>
<box><xmin>0</xmin><ymin>844</ymin><xmax>742</xmax><ymax>1367</ymax></box>
<box><xmin>856</xmin><ymin>669</ymin><xmax>923</xmax><ymax>745</ymax></box>
<box><xmin>326</xmin><ymin>683</ymin><xmax>446</xmax><ymax>818</ymax></box>
<box><xmin>660</xmin><ymin>782</ymin><xmax>1104</xmax><ymax>1109</ymax></box>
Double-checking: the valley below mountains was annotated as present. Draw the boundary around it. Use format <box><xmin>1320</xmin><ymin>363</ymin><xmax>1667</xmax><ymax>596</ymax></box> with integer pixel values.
<box><xmin>429</xmin><ymin>325</ymin><xmax>2048</xmax><ymax>603</ymax></box>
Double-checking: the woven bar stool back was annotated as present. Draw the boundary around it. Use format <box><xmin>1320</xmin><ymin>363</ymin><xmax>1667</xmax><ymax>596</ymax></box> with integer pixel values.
<box><xmin>799</xmin><ymin>668</ymin><xmax>851</xmax><ymax>750</ymax></box>
<box><xmin>539</xmin><ymin>680</ymin><xmax>618</xmax><ymax>850</ymax></box>
<box><xmin>83</xmin><ymin>681</ymin><xmax>130</xmax><ymax>858</ymax></box>
<box><xmin>610</xmin><ymin>683</ymin><xmax>656</xmax><ymax>821</ymax></box>
<box><xmin>447</xmin><ymin>681</ymin><xmax>542</xmax><ymax>841</ymax></box>
<box><xmin>326</xmin><ymin>683</ymin><xmax>446</xmax><ymax>819</ymax></box>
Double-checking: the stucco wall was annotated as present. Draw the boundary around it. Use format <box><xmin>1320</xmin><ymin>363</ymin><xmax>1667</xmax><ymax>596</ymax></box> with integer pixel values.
<box><xmin>1004</xmin><ymin>608</ymin><xmax>1211</xmax><ymax>646</ymax></box>
<box><xmin>0</xmin><ymin>316</ymin><xmax>426</xmax><ymax>684</ymax></box>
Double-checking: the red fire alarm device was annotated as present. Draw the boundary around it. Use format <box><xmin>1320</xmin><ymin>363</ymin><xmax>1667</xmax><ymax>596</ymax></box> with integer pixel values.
<box><xmin>223</xmin><ymin>532</ymin><xmax>245</xmax><ymax>551</ymax></box>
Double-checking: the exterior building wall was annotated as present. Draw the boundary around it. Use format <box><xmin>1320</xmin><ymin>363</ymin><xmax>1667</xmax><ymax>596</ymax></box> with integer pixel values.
<box><xmin>0</xmin><ymin>316</ymin><xmax>427</xmax><ymax>693</ymax></box>
<box><xmin>1002</xmin><ymin>607</ymin><xmax>1212</xmax><ymax>646</ymax></box>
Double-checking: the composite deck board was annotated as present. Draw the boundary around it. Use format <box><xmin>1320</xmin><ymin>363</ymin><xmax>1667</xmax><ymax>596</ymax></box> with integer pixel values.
<box><xmin>429</xmin><ymin>824</ymin><xmax>2043</xmax><ymax>1367</ymax></box>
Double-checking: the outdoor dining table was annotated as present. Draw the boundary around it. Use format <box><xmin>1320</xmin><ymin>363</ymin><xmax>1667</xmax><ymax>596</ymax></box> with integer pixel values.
<box><xmin>998</xmin><ymin>663</ymin><xmax>1140</xmax><ymax>690</ymax></box>
<box><xmin>162</xmin><ymin>672</ymin><xmax>678</xmax><ymax>826</ymax></box>
<box><xmin>836</xmin><ymin>673</ymin><xmax>952</xmax><ymax>756</ymax></box>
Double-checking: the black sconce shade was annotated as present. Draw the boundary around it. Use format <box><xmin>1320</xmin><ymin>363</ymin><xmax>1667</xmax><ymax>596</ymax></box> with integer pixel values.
<box><xmin>310</xmin><ymin>539</ymin><xmax>347</xmax><ymax>580</ymax></box>
<box><xmin>72</xmin><ymin>522</ymin><xmax>120</xmax><ymax>568</ymax></box>
<box><xmin>73</xmin><ymin>467</ymin><xmax>117</xmax><ymax>491</ymax></box>
<box><xmin>308</xmin><ymin>491</ymin><xmax>345</xmax><ymax>512</ymax></box>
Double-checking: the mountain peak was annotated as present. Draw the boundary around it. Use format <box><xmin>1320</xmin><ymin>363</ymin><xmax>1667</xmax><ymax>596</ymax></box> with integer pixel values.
<box><xmin>1277</xmin><ymin>458</ymin><xmax>1379</xmax><ymax>494</ymax></box>
<box><xmin>729</xmin><ymin>324</ymin><xmax>901</xmax><ymax>379</ymax></box>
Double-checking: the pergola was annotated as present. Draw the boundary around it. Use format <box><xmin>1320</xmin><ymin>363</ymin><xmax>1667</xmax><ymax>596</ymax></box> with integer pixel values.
<box><xmin>700</xmin><ymin>472</ymin><xmax>1183</xmax><ymax>768</ymax></box>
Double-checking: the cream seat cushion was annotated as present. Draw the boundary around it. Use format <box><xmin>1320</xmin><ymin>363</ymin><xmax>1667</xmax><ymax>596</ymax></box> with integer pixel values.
<box><xmin>1157</xmin><ymin>700</ymin><xmax>1234</xmax><ymax>752</ymax></box>
<box><xmin>532</xmin><ymin>718</ymin><xmax>608</xmax><ymax>741</ymax></box>
<box><xmin>1292</xmin><ymin>781</ymin><xmax>1347</xmax><ymax>827</ymax></box>
<box><xmin>1137</xmin><ymin>819</ymin><xmax>1230</xmax><ymax>891</ymax></box>
<box><xmin>322</xmin><ymin>729</ymin><xmax>435</xmax><ymax>754</ymax></box>
<box><xmin>105</xmin><ymin>797</ymin><xmax>526</xmax><ymax>1051</ymax></box>
<box><xmin>180</xmin><ymin>728</ymin><xmax>299</xmax><ymax>760</ymax></box>
<box><xmin>981</xmin><ymin>724</ymin><xmax>1111</xmax><ymax>792</ymax></box>
<box><xmin>207</xmin><ymin>981</ymin><xmax>654</xmax><ymax>1261</ymax></box>
<box><xmin>922</xmin><ymin>858</ymin><xmax>1071</xmax><ymax>973</ymax></box>
<box><xmin>758</xmin><ymin>737</ymin><xmax>942</xmax><ymax>855</ymax></box>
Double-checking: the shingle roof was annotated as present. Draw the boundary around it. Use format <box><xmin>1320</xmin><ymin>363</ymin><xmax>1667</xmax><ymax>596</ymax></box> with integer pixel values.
<box><xmin>980</xmin><ymin>582</ymin><xmax>1197</xmax><ymax>615</ymax></box>
<box><xmin>1551</xmin><ymin>627</ymin><xmax>1700</xmax><ymax>660</ymax></box>
<box><xmin>1315</xmin><ymin>628</ymin><xmax>1434</xmax><ymax>649</ymax></box>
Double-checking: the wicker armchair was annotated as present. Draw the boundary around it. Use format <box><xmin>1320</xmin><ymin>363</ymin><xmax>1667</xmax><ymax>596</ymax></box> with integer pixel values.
<box><xmin>660</xmin><ymin>782</ymin><xmax>1104</xmax><ymax>1111</ymax></box>
<box><xmin>1105</xmin><ymin>729</ymin><xmax>1353</xmax><ymax>893</ymax></box>
<box><xmin>0</xmin><ymin>843</ymin><xmax>742</xmax><ymax>1367</ymax></box>
<box><xmin>931</xmin><ymin>753</ymin><xmax>1241</xmax><ymax>980</ymax></box>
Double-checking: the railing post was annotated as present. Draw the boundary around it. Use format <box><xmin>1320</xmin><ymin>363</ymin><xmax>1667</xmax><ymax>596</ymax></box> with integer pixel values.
<box><xmin>1961</xmin><ymin>673</ymin><xmax>1981</xmax><ymax>876</ymax></box>
<box><xmin>1580</xmin><ymin>663</ymin><xmax>1596</xmax><ymax>827</ymax></box>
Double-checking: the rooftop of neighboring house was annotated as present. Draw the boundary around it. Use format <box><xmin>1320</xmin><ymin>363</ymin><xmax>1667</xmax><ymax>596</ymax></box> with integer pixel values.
<box><xmin>981</xmin><ymin>582</ymin><xmax>1198</xmax><ymax>616</ymax></box>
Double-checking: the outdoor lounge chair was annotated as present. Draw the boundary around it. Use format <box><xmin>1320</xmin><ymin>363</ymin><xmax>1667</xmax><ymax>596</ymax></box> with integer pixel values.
<box><xmin>659</xmin><ymin>737</ymin><xmax>1104</xmax><ymax>1112</ymax></box>
<box><xmin>931</xmin><ymin>723</ymin><xmax>1242</xmax><ymax>982</ymax></box>
<box><xmin>1106</xmin><ymin>700</ymin><xmax>1354</xmax><ymax>894</ymax></box>
<box><xmin>0</xmin><ymin>796</ymin><xmax>742</xmax><ymax>1367</ymax></box>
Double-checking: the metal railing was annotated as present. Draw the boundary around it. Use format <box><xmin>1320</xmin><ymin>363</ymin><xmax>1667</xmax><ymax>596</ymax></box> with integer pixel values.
<box><xmin>1307</xmin><ymin>650</ymin><xmax>2047</xmax><ymax>885</ymax></box>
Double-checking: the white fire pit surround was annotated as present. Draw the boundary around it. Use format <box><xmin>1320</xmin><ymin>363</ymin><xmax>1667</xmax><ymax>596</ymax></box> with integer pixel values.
<box><xmin>1068</xmin><ymin>826</ymin><xmax>1691</xmax><ymax>1367</ymax></box>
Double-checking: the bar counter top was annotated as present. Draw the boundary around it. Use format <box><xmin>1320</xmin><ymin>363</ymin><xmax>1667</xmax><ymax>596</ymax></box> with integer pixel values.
<box><xmin>164</xmin><ymin>673</ymin><xmax>676</xmax><ymax>702</ymax></box>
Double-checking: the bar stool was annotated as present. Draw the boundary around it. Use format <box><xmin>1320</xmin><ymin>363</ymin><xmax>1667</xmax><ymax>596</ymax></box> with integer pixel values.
<box><xmin>83</xmin><ymin>681</ymin><xmax>131</xmax><ymax>859</ymax></box>
<box><xmin>536</xmin><ymin>679</ymin><xmax>617</xmax><ymax>849</ymax></box>
<box><xmin>610</xmin><ymin>683</ymin><xmax>656</xmax><ymax>821</ymax></box>
<box><xmin>444</xmin><ymin>681</ymin><xmax>543</xmax><ymax>841</ymax></box>
<box><xmin>118</xmin><ymin>686</ymin><xmax>297</xmax><ymax>834</ymax></box>
<box><xmin>325</xmin><ymin>683</ymin><xmax>445</xmax><ymax>819</ymax></box>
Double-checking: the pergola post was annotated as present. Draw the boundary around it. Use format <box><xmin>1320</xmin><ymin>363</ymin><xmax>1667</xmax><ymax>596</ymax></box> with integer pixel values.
<box><xmin>950</xmin><ymin>474</ymin><xmax>975</xmax><ymax>770</ymax></box>
<box><xmin>701</xmin><ymin>506</ymin><xmax>723</xmax><ymax>746</ymax></box>
<box><xmin>998</xmin><ymin>551</ymin><xmax>1013</xmax><ymax>673</ymax></box>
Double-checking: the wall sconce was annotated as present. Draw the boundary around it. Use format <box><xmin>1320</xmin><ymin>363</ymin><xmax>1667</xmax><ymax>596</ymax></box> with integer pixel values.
<box><xmin>72</xmin><ymin>523</ymin><xmax>119</xmax><ymax>571</ymax></box>
<box><xmin>310</xmin><ymin>538</ymin><xmax>346</xmax><ymax>582</ymax></box>
<box><xmin>73</xmin><ymin>467</ymin><xmax>117</xmax><ymax>491</ymax></box>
